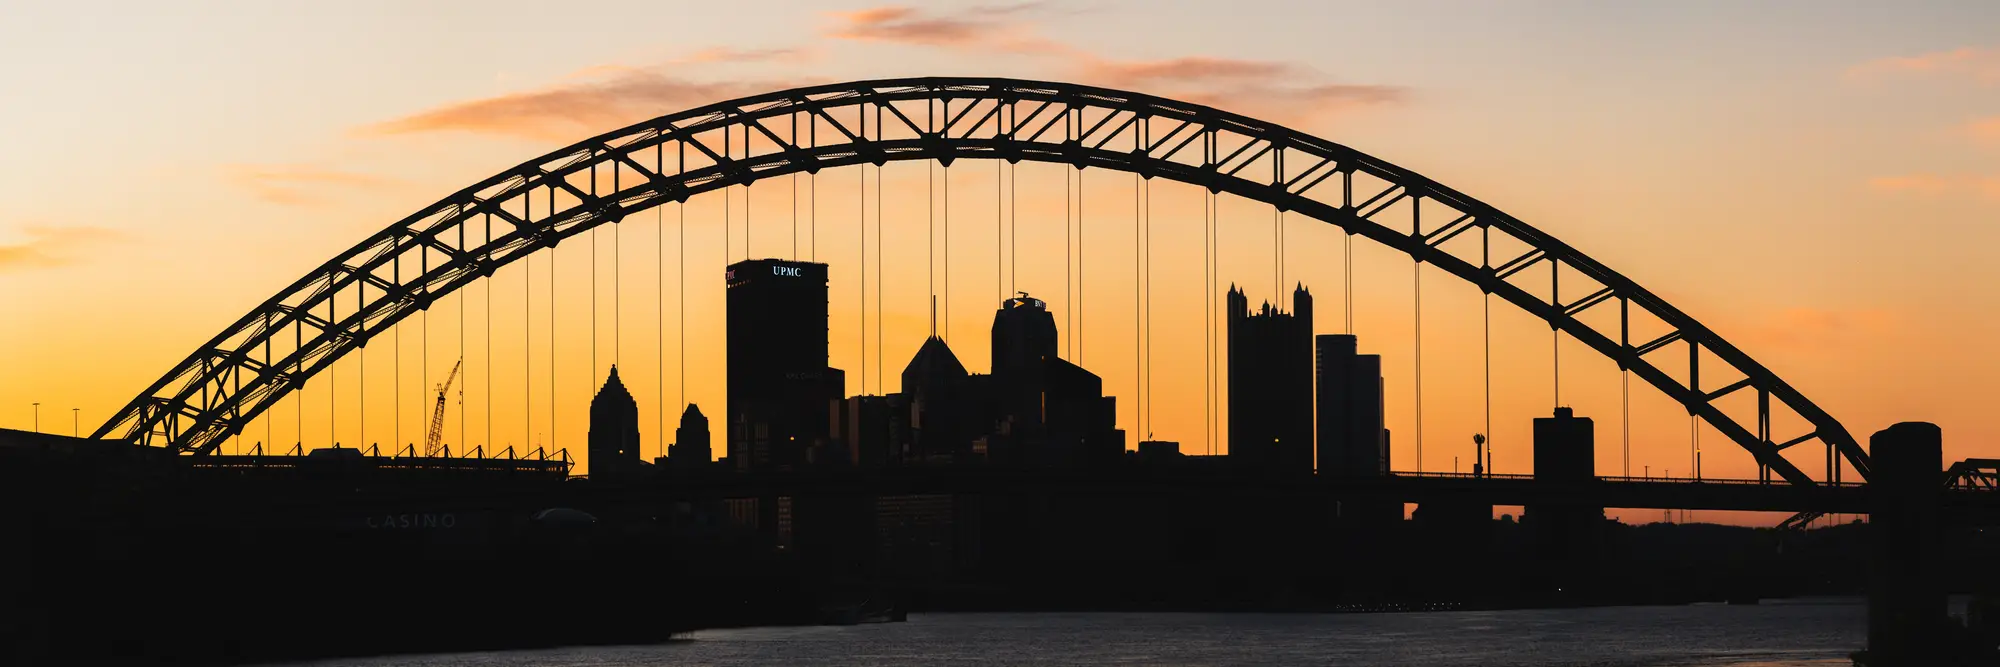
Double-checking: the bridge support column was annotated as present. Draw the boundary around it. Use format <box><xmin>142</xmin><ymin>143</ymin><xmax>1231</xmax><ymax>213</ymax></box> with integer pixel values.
<box><xmin>1866</xmin><ymin>421</ymin><xmax>1944</xmax><ymax>666</ymax></box>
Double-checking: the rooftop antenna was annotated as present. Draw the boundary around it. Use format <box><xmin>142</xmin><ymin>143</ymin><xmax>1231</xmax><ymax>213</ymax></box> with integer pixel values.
<box><xmin>930</xmin><ymin>294</ymin><xmax>938</xmax><ymax>337</ymax></box>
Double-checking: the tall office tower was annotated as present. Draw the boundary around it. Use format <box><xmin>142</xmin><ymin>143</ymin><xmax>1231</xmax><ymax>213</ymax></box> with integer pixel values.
<box><xmin>992</xmin><ymin>293</ymin><xmax>1058</xmax><ymax>376</ymax></box>
<box><xmin>1315</xmin><ymin>334</ymin><xmax>1386</xmax><ymax>477</ymax></box>
<box><xmin>668</xmin><ymin>403</ymin><xmax>711</xmax><ymax>469</ymax></box>
<box><xmin>982</xmin><ymin>293</ymin><xmax>1122</xmax><ymax>466</ymax></box>
<box><xmin>588</xmin><ymin>366</ymin><xmax>647</xmax><ymax>480</ymax></box>
<box><xmin>901</xmin><ymin>335</ymin><xmax>975</xmax><ymax>463</ymax></box>
<box><xmin>989</xmin><ymin>293</ymin><xmax>1058</xmax><ymax>443</ymax></box>
<box><xmin>1527</xmin><ymin>407</ymin><xmax>1605</xmax><ymax>587</ymax></box>
<box><xmin>1227</xmin><ymin>284</ymin><xmax>1315</xmax><ymax>473</ymax></box>
<box><xmin>726</xmin><ymin>259</ymin><xmax>840</xmax><ymax>471</ymax></box>
<box><xmin>1532</xmin><ymin>407</ymin><xmax>1595</xmax><ymax>482</ymax></box>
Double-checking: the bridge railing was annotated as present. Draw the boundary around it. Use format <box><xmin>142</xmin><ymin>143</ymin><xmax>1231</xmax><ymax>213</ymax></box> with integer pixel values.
<box><xmin>1384</xmin><ymin>470</ymin><xmax>1869</xmax><ymax>487</ymax></box>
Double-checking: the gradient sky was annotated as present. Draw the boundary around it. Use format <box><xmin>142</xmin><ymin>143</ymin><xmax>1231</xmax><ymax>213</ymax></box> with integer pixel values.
<box><xmin>4</xmin><ymin>1</ymin><xmax>1998</xmax><ymax>524</ymax></box>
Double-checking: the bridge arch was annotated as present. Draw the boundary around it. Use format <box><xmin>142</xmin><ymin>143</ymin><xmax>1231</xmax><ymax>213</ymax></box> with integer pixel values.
<box><xmin>95</xmin><ymin>77</ymin><xmax>1870</xmax><ymax>485</ymax></box>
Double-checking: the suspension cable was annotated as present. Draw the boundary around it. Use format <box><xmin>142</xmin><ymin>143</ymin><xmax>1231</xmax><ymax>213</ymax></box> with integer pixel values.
<box><xmin>423</xmin><ymin>282</ymin><xmax>429</xmax><ymax>448</ymax></box>
<box><xmin>1623</xmin><ymin>369</ymin><xmax>1632</xmax><ymax>478</ymax></box>
<box><xmin>593</xmin><ymin>169</ymin><xmax>599</xmax><ymax>379</ymax></box>
<box><xmin>944</xmin><ymin>156</ymin><xmax>951</xmax><ymax>341</ymax></box>
<box><xmin>1413</xmin><ymin>197</ymin><xmax>1423</xmax><ymax>472</ymax></box>
<box><xmin>679</xmin><ymin>143</ymin><xmax>686</xmax><ymax>410</ymax></box>
<box><xmin>998</xmin><ymin>158</ymin><xmax>1004</xmax><ymax>305</ymax></box>
<box><xmin>874</xmin><ymin>136</ymin><xmax>883</xmax><ymax>392</ymax></box>
<box><xmin>929</xmin><ymin>158</ymin><xmax>936</xmax><ymax>335</ymax></box>
<box><xmin>1344</xmin><ymin>170</ymin><xmax>1354</xmax><ymax>335</ymax></box>
<box><xmin>486</xmin><ymin>215</ymin><xmax>493</xmax><ymax>454</ymax></box>
<box><xmin>656</xmin><ymin>149</ymin><xmax>664</xmax><ymax>458</ymax></box>
<box><xmin>524</xmin><ymin>238</ymin><xmax>530</xmax><ymax>450</ymax></box>
<box><xmin>1066</xmin><ymin>140</ymin><xmax>1073</xmax><ymax>360</ymax></box>
<box><xmin>395</xmin><ymin>256</ymin><xmax>400</xmax><ymax>451</ymax></box>
<box><xmin>861</xmin><ymin>160</ymin><xmax>869</xmax><ymax>395</ymax></box>
<box><xmin>459</xmin><ymin>224</ymin><xmax>467</xmax><ymax>451</ymax></box>
<box><xmin>296</xmin><ymin>322</ymin><xmax>303</xmax><ymax>449</ymax></box>
<box><xmin>792</xmin><ymin>114</ymin><xmax>799</xmax><ymax>261</ymax></box>
<box><xmin>265</xmin><ymin>338</ymin><xmax>272</xmax><ymax>451</ymax></box>
<box><xmin>1009</xmin><ymin>160</ymin><xmax>1017</xmax><ymax>296</ymax></box>
<box><xmin>1205</xmin><ymin>188</ymin><xmax>1213</xmax><ymax>455</ymax></box>
<box><xmin>549</xmin><ymin>186</ymin><xmax>556</xmax><ymax>453</ymax></box>
<box><xmin>1144</xmin><ymin>172</ymin><xmax>1153</xmax><ymax>440</ymax></box>
<box><xmin>614</xmin><ymin>171</ymin><xmax>622</xmax><ymax>369</ymax></box>
<box><xmin>1485</xmin><ymin>291</ymin><xmax>1492</xmax><ymax>475</ymax></box>
<box><xmin>1135</xmin><ymin>170</ymin><xmax>1142</xmax><ymax>439</ymax></box>
<box><xmin>812</xmin><ymin>112</ymin><xmax>818</xmax><ymax>262</ymax></box>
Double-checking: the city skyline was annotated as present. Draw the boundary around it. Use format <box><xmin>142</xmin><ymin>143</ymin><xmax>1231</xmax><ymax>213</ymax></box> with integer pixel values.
<box><xmin>6</xmin><ymin>3</ymin><xmax>1999</xmax><ymax>527</ymax></box>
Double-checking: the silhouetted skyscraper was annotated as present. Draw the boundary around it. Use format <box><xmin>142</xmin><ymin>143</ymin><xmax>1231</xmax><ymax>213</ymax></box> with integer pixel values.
<box><xmin>588</xmin><ymin>365</ymin><xmax>647</xmax><ymax>480</ymax></box>
<box><xmin>668</xmin><ymin>403</ymin><xmax>710</xmax><ymax>469</ymax></box>
<box><xmin>1316</xmin><ymin>334</ymin><xmax>1386</xmax><ymax>477</ymax></box>
<box><xmin>1227</xmin><ymin>284</ymin><xmax>1314</xmax><ymax>473</ymax></box>
<box><xmin>902</xmin><ymin>335</ymin><xmax>974</xmax><ymax>463</ymax></box>
<box><xmin>1527</xmin><ymin>407</ymin><xmax>1604</xmax><ymax>590</ymax></box>
<box><xmin>1532</xmin><ymin>407</ymin><xmax>1595</xmax><ymax>483</ymax></box>
<box><xmin>992</xmin><ymin>293</ymin><xmax>1058</xmax><ymax>377</ymax></box>
<box><xmin>726</xmin><ymin>259</ymin><xmax>842</xmax><ymax>471</ymax></box>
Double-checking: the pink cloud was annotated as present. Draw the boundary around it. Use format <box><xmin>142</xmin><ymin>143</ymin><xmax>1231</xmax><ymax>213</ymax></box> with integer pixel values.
<box><xmin>0</xmin><ymin>225</ymin><xmax>122</xmax><ymax>272</ymax></box>
<box><xmin>821</xmin><ymin>6</ymin><xmax>1403</xmax><ymax>123</ymax></box>
<box><xmin>824</xmin><ymin>4</ymin><xmax>1044</xmax><ymax>46</ymax></box>
<box><xmin>1734</xmin><ymin>306</ymin><xmax>1901</xmax><ymax>351</ymax></box>
<box><xmin>225</xmin><ymin>164</ymin><xmax>395</xmax><ymax>207</ymax></box>
<box><xmin>674</xmin><ymin>46</ymin><xmax>813</xmax><ymax>65</ymax></box>
<box><xmin>356</xmin><ymin>71</ymin><xmax>811</xmax><ymax>141</ymax></box>
<box><xmin>1848</xmin><ymin>46</ymin><xmax>2000</xmax><ymax>85</ymax></box>
<box><xmin>1868</xmin><ymin>173</ymin><xmax>2000</xmax><ymax>201</ymax></box>
<box><xmin>362</xmin><ymin>4</ymin><xmax>1402</xmax><ymax>143</ymax></box>
<box><xmin>1967</xmin><ymin>115</ymin><xmax>2000</xmax><ymax>145</ymax></box>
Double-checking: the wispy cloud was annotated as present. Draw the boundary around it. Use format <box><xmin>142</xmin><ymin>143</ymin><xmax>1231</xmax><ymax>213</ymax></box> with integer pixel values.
<box><xmin>1736</xmin><ymin>307</ymin><xmax>1901</xmax><ymax>351</ymax></box>
<box><xmin>1867</xmin><ymin>172</ymin><xmax>2000</xmax><ymax>201</ymax></box>
<box><xmin>673</xmin><ymin>46</ymin><xmax>813</xmax><ymax>65</ymax></box>
<box><xmin>1079</xmin><ymin>55</ymin><xmax>1405</xmax><ymax>118</ymax></box>
<box><xmin>357</xmin><ymin>69</ymin><xmax>808</xmax><ymax>141</ymax></box>
<box><xmin>226</xmin><ymin>164</ymin><xmax>395</xmax><ymax>207</ymax></box>
<box><xmin>825</xmin><ymin>4</ymin><xmax>1044</xmax><ymax>46</ymax></box>
<box><xmin>364</xmin><ymin>5</ymin><xmax>1402</xmax><ymax>142</ymax></box>
<box><xmin>821</xmin><ymin>5</ymin><xmax>1404</xmax><ymax>122</ymax></box>
<box><xmin>1848</xmin><ymin>46</ymin><xmax>2000</xmax><ymax>85</ymax></box>
<box><xmin>1967</xmin><ymin>115</ymin><xmax>2000</xmax><ymax>145</ymax></box>
<box><xmin>0</xmin><ymin>225</ymin><xmax>123</xmax><ymax>272</ymax></box>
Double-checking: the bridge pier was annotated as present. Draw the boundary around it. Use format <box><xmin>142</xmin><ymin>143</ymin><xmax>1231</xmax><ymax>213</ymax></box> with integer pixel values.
<box><xmin>1865</xmin><ymin>422</ymin><xmax>1945</xmax><ymax>666</ymax></box>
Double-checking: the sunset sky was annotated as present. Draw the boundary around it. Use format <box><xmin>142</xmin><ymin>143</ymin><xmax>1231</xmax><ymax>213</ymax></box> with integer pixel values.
<box><xmin>4</xmin><ymin>1</ymin><xmax>1998</xmax><ymax>523</ymax></box>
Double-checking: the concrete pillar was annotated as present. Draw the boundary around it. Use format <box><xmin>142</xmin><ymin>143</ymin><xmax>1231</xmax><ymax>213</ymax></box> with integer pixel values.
<box><xmin>1867</xmin><ymin>422</ymin><xmax>1944</xmax><ymax>665</ymax></box>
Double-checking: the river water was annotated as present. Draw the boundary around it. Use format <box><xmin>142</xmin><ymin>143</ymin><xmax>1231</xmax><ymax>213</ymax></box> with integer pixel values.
<box><xmin>278</xmin><ymin>598</ymin><xmax>1864</xmax><ymax>666</ymax></box>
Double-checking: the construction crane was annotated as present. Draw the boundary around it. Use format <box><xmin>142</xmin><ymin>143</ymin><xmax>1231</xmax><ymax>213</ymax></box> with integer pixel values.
<box><xmin>425</xmin><ymin>359</ymin><xmax>462</xmax><ymax>457</ymax></box>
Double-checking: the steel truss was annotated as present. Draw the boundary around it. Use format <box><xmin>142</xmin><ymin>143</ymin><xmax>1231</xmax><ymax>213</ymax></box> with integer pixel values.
<box><xmin>95</xmin><ymin>77</ymin><xmax>1870</xmax><ymax>485</ymax></box>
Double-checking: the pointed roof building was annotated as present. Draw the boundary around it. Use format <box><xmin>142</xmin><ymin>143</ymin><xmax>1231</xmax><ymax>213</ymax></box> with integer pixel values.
<box><xmin>589</xmin><ymin>365</ymin><xmax>646</xmax><ymax>479</ymax></box>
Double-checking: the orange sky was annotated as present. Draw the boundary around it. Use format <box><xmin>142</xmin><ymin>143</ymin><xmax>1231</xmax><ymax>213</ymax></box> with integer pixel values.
<box><xmin>4</xmin><ymin>2</ymin><xmax>1998</xmax><ymax>526</ymax></box>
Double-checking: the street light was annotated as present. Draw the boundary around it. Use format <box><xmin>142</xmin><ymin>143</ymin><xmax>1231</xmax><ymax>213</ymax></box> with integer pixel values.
<box><xmin>1472</xmin><ymin>433</ymin><xmax>1487</xmax><ymax>477</ymax></box>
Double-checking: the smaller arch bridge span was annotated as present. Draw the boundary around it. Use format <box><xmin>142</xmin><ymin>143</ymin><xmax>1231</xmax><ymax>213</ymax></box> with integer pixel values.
<box><xmin>95</xmin><ymin>77</ymin><xmax>1870</xmax><ymax>487</ymax></box>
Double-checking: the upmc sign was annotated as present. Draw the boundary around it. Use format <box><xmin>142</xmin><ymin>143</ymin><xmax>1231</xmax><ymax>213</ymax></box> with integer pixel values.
<box><xmin>727</xmin><ymin>264</ymin><xmax>805</xmax><ymax>279</ymax></box>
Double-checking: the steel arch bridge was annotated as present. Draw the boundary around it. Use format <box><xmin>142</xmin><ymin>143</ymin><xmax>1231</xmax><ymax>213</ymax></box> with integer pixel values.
<box><xmin>94</xmin><ymin>77</ymin><xmax>1872</xmax><ymax>486</ymax></box>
